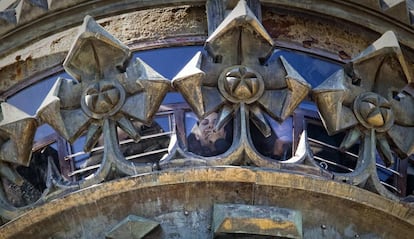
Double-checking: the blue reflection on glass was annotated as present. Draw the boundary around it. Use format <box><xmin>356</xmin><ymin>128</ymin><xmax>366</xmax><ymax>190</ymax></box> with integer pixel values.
<box><xmin>7</xmin><ymin>73</ymin><xmax>72</xmax><ymax>141</ymax></box>
<box><xmin>134</xmin><ymin>46</ymin><xmax>202</xmax><ymax>79</ymax></box>
<box><xmin>8</xmin><ymin>75</ymin><xmax>55</xmax><ymax>116</ymax></box>
<box><xmin>267</xmin><ymin>49</ymin><xmax>342</xmax><ymax>88</ymax></box>
<box><xmin>134</xmin><ymin>46</ymin><xmax>202</xmax><ymax>104</ymax></box>
<box><xmin>8</xmin><ymin>72</ymin><xmax>73</xmax><ymax>115</ymax></box>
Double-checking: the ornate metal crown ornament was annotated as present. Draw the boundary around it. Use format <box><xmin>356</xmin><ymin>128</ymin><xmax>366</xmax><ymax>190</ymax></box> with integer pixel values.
<box><xmin>171</xmin><ymin>0</ymin><xmax>311</xmax><ymax>167</ymax></box>
<box><xmin>37</xmin><ymin>16</ymin><xmax>170</xmax><ymax>187</ymax></box>
<box><xmin>313</xmin><ymin>31</ymin><xmax>414</xmax><ymax>199</ymax></box>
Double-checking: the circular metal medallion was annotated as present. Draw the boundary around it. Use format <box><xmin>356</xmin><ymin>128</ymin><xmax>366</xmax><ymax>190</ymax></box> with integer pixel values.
<box><xmin>218</xmin><ymin>65</ymin><xmax>264</xmax><ymax>104</ymax></box>
<box><xmin>353</xmin><ymin>92</ymin><xmax>394</xmax><ymax>132</ymax></box>
<box><xmin>81</xmin><ymin>80</ymin><xmax>126</xmax><ymax>119</ymax></box>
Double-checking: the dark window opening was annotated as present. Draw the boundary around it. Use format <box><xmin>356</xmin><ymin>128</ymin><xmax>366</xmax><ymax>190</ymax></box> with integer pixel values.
<box><xmin>185</xmin><ymin>111</ymin><xmax>233</xmax><ymax>157</ymax></box>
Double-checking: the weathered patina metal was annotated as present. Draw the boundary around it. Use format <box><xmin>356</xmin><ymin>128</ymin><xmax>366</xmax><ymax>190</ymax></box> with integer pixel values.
<box><xmin>313</xmin><ymin>31</ymin><xmax>414</xmax><ymax>199</ymax></box>
<box><xmin>0</xmin><ymin>102</ymin><xmax>38</xmax><ymax>219</ymax></box>
<box><xmin>0</xmin><ymin>0</ymin><xmax>413</xmax><ymax>237</ymax></box>
<box><xmin>37</xmin><ymin>16</ymin><xmax>170</xmax><ymax>187</ymax></box>
<box><xmin>213</xmin><ymin>203</ymin><xmax>302</xmax><ymax>238</ymax></box>
<box><xmin>171</xmin><ymin>0</ymin><xmax>311</xmax><ymax>167</ymax></box>
<box><xmin>0</xmin><ymin>102</ymin><xmax>37</xmax><ymax>167</ymax></box>
<box><xmin>1</xmin><ymin>167</ymin><xmax>413</xmax><ymax>238</ymax></box>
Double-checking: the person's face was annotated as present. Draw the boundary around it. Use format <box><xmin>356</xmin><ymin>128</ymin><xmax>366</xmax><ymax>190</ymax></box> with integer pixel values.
<box><xmin>198</xmin><ymin>112</ymin><xmax>218</xmax><ymax>136</ymax></box>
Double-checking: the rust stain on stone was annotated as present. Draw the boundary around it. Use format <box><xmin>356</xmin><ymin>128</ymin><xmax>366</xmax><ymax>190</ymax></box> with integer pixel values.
<box><xmin>338</xmin><ymin>50</ymin><xmax>351</xmax><ymax>60</ymax></box>
<box><xmin>262</xmin><ymin>16</ymin><xmax>293</xmax><ymax>39</ymax></box>
<box><xmin>262</xmin><ymin>7</ymin><xmax>375</xmax><ymax>57</ymax></box>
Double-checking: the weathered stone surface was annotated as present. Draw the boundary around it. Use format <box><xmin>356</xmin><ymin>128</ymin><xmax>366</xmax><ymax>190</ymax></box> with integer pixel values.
<box><xmin>105</xmin><ymin>215</ymin><xmax>159</xmax><ymax>239</ymax></box>
<box><xmin>0</xmin><ymin>167</ymin><xmax>413</xmax><ymax>238</ymax></box>
<box><xmin>262</xmin><ymin>8</ymin><xmax>376</xmax><ymax>61</ymax></box>
<box><xmin>0</xmin><ymin>5</ymin><xmax>207</xmax><ymax>95</ymax></box>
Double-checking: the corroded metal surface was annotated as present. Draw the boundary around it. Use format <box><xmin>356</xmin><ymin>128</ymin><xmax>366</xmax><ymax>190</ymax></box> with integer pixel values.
<box><xmin>213</xmin><ymin>204</ymin><xmax>302</xmax><ymax>238</ymax></box>
<box><xmin>0</xmin><ymin>14</ymin><xmax>168</xmax><ymax>220</ymax></box>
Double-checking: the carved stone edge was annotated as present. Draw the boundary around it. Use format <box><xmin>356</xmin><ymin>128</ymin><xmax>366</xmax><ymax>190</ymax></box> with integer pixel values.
<box><xmin>0</xmin><ymin>167</ymin><xmax>412</xmax><ymax>238</ymax></box>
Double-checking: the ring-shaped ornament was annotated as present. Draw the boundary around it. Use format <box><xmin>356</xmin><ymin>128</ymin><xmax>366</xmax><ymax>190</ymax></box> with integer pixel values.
<box><xmin>353</xmin><ymin>92</ymin><xmax>394</xmax><ymax>132</ymax></box>
<box><xmin>81</xmin><ymin>80</ymin><xmax>126</xmax><ymax>119</ymax></box>
<box><xmin>218</xmin><ymin>65</ymin><xmax>264</xmax><ymax>104</ymax></box>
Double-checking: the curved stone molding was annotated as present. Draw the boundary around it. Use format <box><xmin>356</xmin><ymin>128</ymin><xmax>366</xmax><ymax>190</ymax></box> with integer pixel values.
<box><xmin>2</xmin><ymin>0</ymin><xmax>414</xmax><ymax>60</ymax></box>
<box><xmin>105</xmin><ymin>215</ymin><xmax>160</xmax><ymax>239</ymax></box>
<box><xmin>0</xmin><ymin>167</ymin><xmax>412</xmax><ymax>238</ymax></box>
<box><xmin>0</xmin><ymin>5</ymin><xmax>206</xmax><ymax>97</ymax></box>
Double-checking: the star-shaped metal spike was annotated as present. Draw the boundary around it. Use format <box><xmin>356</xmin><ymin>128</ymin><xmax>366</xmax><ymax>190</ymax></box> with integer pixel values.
<box><xmin>173</xmin><ymin>0</ymin><xmax>311</xmax><ymax>164</ymax></box>
<box><xmin>205</xmin><ymin>0</ymin><xmax>273</xmax><ymax>62</ymax></box>
<box><xmin>37</xmin><ymin>77</ymin><xmax>91</xmax><ymax>143</ymax></box>
<box><xmin>15</xmin><ymin>0</ymin><xmax>48</xmax><ymax>25</ymax></box>
<box><xmin>313</xmin><ymin>30</ymin><xmax>414</xmax><ymax>199</ymax></box>
<box><xmin>313</xmin><ymin>69</ymin><xmax>358</xmax><ymax>134</ymax></box>
<box><xmin>121</xmin><ymin>59</ymin><xmax>170</xmax><ymax>126</ymax></box>
<box><xmin>250</xmin><ymin>105</ymin><xmax>271</xmax><ymax>137</ymax></box>
<box><xmin>388</xmin><ymin>124</ymin><xmax>414</xmax><ymax>155</ymax></box>
<box><xmin>280</xmin><ymin>56</ymin><xmax>312</xmax><ymax>120</ymax></box>
<box><xmin>0</xmin><ymin>102</ymin><xmax>37</xmax><ymax>166</ymax></box>
<box><xmin>64</xmin><ymin>15</ymin><xmax>130</xmax><ymax>82</ymax></box>
<box><xmin>172</xmin><ymin>52</ymin><xmax>207</xmax><ymax>117</ymax></box>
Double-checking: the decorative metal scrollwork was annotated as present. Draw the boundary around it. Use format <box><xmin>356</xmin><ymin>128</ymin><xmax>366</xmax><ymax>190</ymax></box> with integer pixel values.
<box><xmin>313</xmin><ymin>31</ymin><xmax>414</xmax><ymax>199</ymax></box>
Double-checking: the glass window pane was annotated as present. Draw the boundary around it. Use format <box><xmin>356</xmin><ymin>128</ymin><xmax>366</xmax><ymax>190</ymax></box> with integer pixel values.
<box><xmin>133</xmin><ymin>46</ymin><xmax>203</xmax><ymax>79</ymax></box>
<box><xmin>185</xmin><ymin>111</ymin><xmax>233</xmax><ymax>157</ymax></box>
<box><xmin>7</xmin><ymin>76</ymin><xmax>56</xmax><ymax>116</ymax></box>
<box><xmin>267</xmin><ymin>50</ymin><xmax>342</xmax><ymax>87</ymax></box>
<box><xmin>306</xmin><ymin>120</ymin><xmax>358</xmax><ymax>173</ymax></box>
<box><xmin>250</xmin><ymin>116</ymin><xmax>293</xmax><ymax>161</ymax></box>
<box><xmin>134</xmin><ymin>46</ymin><xmax>202</xmax><ymax>104</ymax></box>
